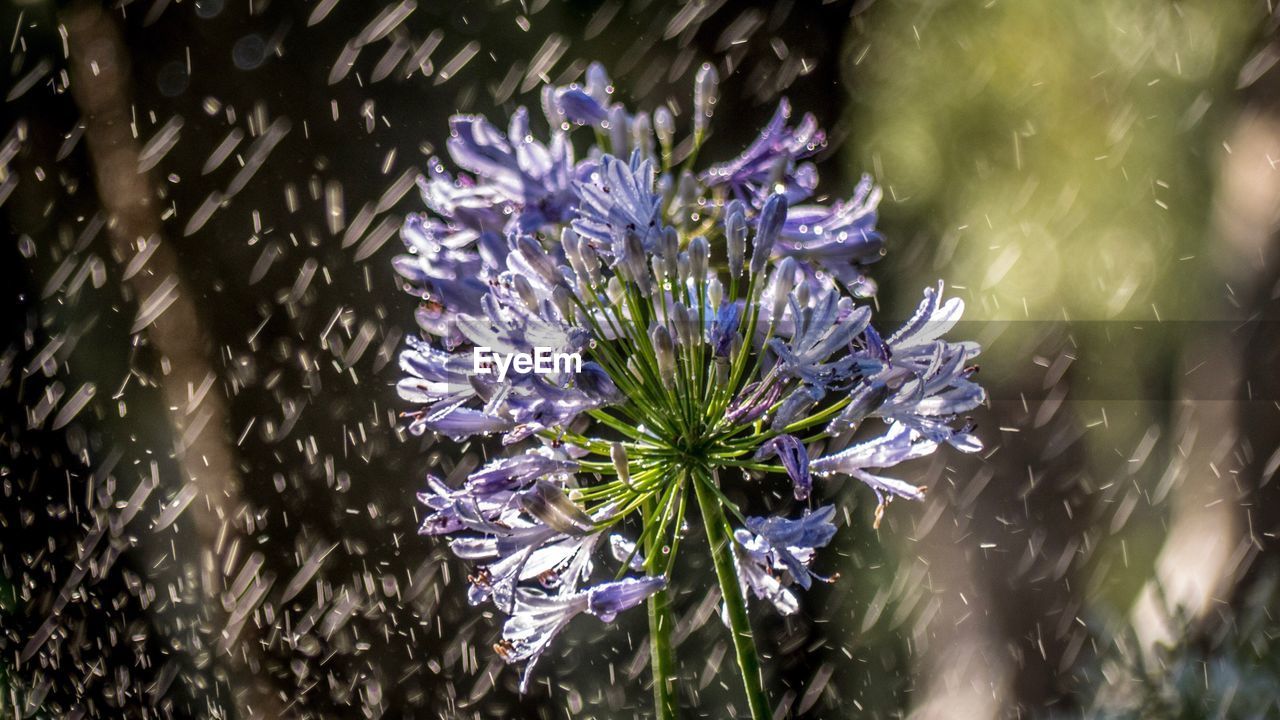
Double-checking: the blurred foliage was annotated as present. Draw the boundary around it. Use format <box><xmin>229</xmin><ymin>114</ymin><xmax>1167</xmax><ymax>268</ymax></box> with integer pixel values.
<box><xmin>847</xmin><ymin>0</ymin><xmax>1254</xmax><ymax>321</ymax></box>
<box><xmin>1082</xmin><ymin>569</ymin><xmax>1280</xmax><ymax>718</ymax></box>
<box><xmin>840</xmin><ymin>0</ymin><xmax>1274</xmax><ymax>715</ymax></box>
<box><xmin>845</xmin><ymin>0</ymin><xmax>1259</xmax><ymax>604</ymax></box>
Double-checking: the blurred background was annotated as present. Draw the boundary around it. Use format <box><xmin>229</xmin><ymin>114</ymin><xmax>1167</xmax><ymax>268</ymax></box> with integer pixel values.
<box><xmin>3</xmin><ymin>0</ymin><xmax>1279</xmax><ymax>717</ymax></box>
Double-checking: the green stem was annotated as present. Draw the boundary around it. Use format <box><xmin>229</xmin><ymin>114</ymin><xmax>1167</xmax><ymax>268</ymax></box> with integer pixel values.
<box><xmin>646</xmin><ymin>584</ymin><xmax>677</xmax><ymax>718</ymax></box>
<box><xmin>644</xmin><ymin>497</ymin><xmax>679</xmax><ymax>719</ymax></box>
<box><xmin>692</xmin><ymin>471</ymin><xmax>768</xmax><ymax>720</ymax></box>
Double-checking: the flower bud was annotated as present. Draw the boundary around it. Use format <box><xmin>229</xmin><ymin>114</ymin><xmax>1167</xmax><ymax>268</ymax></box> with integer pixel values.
<box><xmin>577</xmin><ymin>235</ymin><xmax>604</xmax><ymax>286</ymax></box>
<box><xmin>631</xmin><ymin>111</ymin><xmax>654</xmax><ymax>161</ymax></box>
<box><xmin>654</xmin><ymin>106</ymin><xmax>675</xmax><ymax>151</ymax></box>
<box><xmin>693</xmin><ymin>63</ymin><xmax>718</xmax><ymax>137</ymax></box>
<box><xmin>563</xmin><ymin>236</ymin><xmax>591</xmax><ymax>290</ymax></box>
<box><xmin>511</xmin><ymin>274</ymin><xmax>538</xmax><ymax>310</ymax></box>
<box><xmin>771</xmin><ymin>257</ymin><xmax>796</xmax><ymax>323</ymax></box>
<box><xmin>557</xmin><ymin>89</ymin><xmax>608</xmax><ymax>126</ymax></box>
<box><xmin>687</xmin><ymin>236</ymin><xmax>708</xmax><ymax>285</ymax></box>
<box><xmin>561</xmin><ymin>227</ymin><xmax>582</xmax><ymax>265</ymax></box>
<box><xmin>771</xmin><ymin>385</ymin><xmax>821</xmax><ymax>430</ymax></box>
<box><xmin>660</xmin><ymin>226</ymin><xmax>679</xmax><ymax>281</ymax></box>
<box><xmin>608</xmin><ymin>104</ymin><xmax>628</xmax><ymax>156</ymax></box>
<box><xmin>673</xmin><ymin>170</ymin><xmax>700</xmax><ymax>214</ymax></box>
<box><xmin>725</xmin><ymin>200</ymin><xmax>747</xmax><ymax>281</ymax></box>
<box><xmin>651</xmin><ymin>256</ymin><xmax>667</xmax><ymax>287</ymax></box>
<box><xmin>610</xmin><ymin>442</ymin><xmax>631</xmax><ymax>486</ymax></box>
<box><xmin>725</xmin><ymin>380</ymin><xmax>782</xmax><ymax>426</ymax></box>
<box><xmin>650</xmin><ymin>325</ymin><xmax>676</xmax><ymax>379</ymax></box>
<box><xmin>684</xmin><ymin>302</ymin><xmax>704</xmax><ymax>346</ymax></box>
<box><xmin>707</xmin><ymin>277</ymin><xmax>723</xmax><ymax>310</ymax></box>
<box><xmin>672</xmin><ymin>303</ymin><xmax>693</xmax><ymax>346</ymax></box>
<box><xmin>715</xmin><ymin>357</ymin><xmax>730</xmax><ymax>386</ymax></box>
<box><xmin>552</xmin><ymin>286</ymin><xmax>576</xmax><ymax>321</ymax></box>
<box><xmin>709</xmin><ymin>300</ymin><xmax>740</xmax><ymax>358</ymax></box>
<box><xmin>606</xmin><ymin>276</ymin><xmax>625</xmax><ymax>306</ymax></box>
<box><xmin>516</xmin><ymin>234</ymin><xmax>561</xmax><ymax>287</ymax></box>
<box><xmin>541</xmin><ymin>84</ymin><xmax>565</xmax><ymax>128</ymax></box>
<box><xmin>588</xmin><ymin>576</ymin><xmax>667</xmax><ymax>621</ymax></box>
<box><xmin>677</xmin><ymin>251</ymin><xmax>691</xmax><ymax>290</ymax></box>
<box><xmin>519</xmin><ymin>481</ymin><xmax>594</xmax><ymax>534</ymax></box>
<box><xmin>751</xmin><ymin>194</ymin><xmax>788</xmax><ymax>277</ymax></box>
<box><xmin>794</xmin><ymin>278</ymin><xmax>811</xmax><ymax>308</ymax></box>
<box><xmin>622</xmin><ymin>231</ymin><xmax>652</xmax><ymax>296</ymax></box>
<box><xmin>585</xmin><ymin>62</ymin><xmax>611</xmax><ymax>103</ymax></box>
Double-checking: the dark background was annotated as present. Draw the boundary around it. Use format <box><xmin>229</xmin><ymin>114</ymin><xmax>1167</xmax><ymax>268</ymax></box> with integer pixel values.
<box><xmin>3</xmin><ymin>0</ymin><xmax>1280</xmax><ymax>717</ymax></box>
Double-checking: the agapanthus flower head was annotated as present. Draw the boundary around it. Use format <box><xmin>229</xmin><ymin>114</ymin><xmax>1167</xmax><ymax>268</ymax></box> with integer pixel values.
<box><xmin>396</xmin><ymin>62</ymin><xmax>985</xmax><ymax>700</ymax></box>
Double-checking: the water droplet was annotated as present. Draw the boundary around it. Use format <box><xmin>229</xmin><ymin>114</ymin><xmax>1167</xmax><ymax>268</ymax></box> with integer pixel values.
<box><xmin>232</xmin><ymin>34</ymin><xmax>268</xmax><ymax>71</ymax></box>
<box><xmin>157</xmin><ymin>61</ymin><xmax>189</xmax><ymax>97</ymax></box>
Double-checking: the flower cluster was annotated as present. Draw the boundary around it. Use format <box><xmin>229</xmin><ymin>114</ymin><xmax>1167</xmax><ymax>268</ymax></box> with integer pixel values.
<box><xmin>395</xmin><ymin>63</ymin><xmax>984</xmax><ymax>699</ymax></box>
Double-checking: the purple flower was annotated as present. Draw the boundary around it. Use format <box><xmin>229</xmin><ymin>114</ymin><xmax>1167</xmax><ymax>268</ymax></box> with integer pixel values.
<box><xmin>776</xmin><ymin>175</ymin><xmax>886</xmax><ymax>286</ymax></box>
<box><xmin>396</xmin><ymin>335</ymin><xmax>477</xmax><ymax>406</ymax></box>
<box><xmin>416</xmin><ymin>474</ymin><xmax>515</xmax><ymax>537</ymax></box>
<box><xmin>768</xmin><ymin>284</ymin><xmax>872</xmax><ymax>392</ymax></box>
<box><xmin>731</xmin><ymin>506</ymin><xmax>836</xmax><ymax>615</ymax></box>
<box><xmin>588</xmin><ymin>575</ymin><xmax>668</xmax><ymax>620</ymax></box>
<box><xmin>811</xmin><ymin>423</ymin><xmax>936</xmax><ymax>527</ymax></box>
<box><xmin>770</xmin><ymin>384</ymin><xmax>824</xmax><ymax>430</ymax></box>
<box><xmin>572</xmin><ymin>153</ymin><xmax>665</xmax><ymax>255</ymax></box>
<box><xmin>754</xmin><ymin>434</ymin><xmax>812</xmax><ymax>500</ymax></box>
<box><xmin>469</xmin><ymin>452</ymin><xmax>580</xmax><ymax>494</ymax></box>
<box><xmin>393</xmin><ymin>214</ymin><xmax>501</xmax><ymax>347</ymax></box>
<box><xmin>556</xmin><ymin>88</ymin><xmax>609</xmax><ymax>126</ymax></box>
<box><xmin>397</xmin><ymin>63</ymin><xmax>986</xmax><ymax>699</ymax></box>
<box><xmin>873</xmin><ymin>354</ymin><xmax>983</xmax><ymax>452</ymax></box>
<box><xmin>395</xmin><ymin>106</ymin><xmax>581</xmax><ymax>350</ymax></box>
<box><xmin>449</xmin><ymin>481</ymin><xmax>601</xmax><ymax>610</ymax></box>
<box><xmin>609</xmin><ymin>534</ymin><xmax>647</xmax><ymax>571</ymax></box>
<box><xmin>829</xmin><ymin>283</ymin><xmax>985</xmax><ymax>451</ymax></box>
<box><xmin>701</xmin><ymin>99</ymin><xmax>824</xmax><ymax>205</ymax></box>
<box><xmin>445</xmin><ymin>108</ymin><xmax>579</xmax><ymax>231</ymax></box>
<box><xmin>500</xmin><ymin>369</ymin><xmax>624</xmax><ymax>444</ymax></box>
<box><xmin>558</xmin><ymin>62</ymin><xmax>613</xmax><ymax>123</ymax></box>
<box><xmin>709</xmin><ymin>300</ymin><xmax>743</xmax><ymax>357</ymax></box>
<box><xmin>750</xmin><ymin>194</ymin><xmax>788</xmax><ymax>277</ymax></box>
<box><xmin>725</xmin><ymin>380</ymin><xmax>783</xmax><ymax>427</ymax></box>
<box><xmin>887</xmin><ymin>281</ymin><xmax>967</xmax><ymax>351</ymax></box>
<box><xmin>397</xmin><ymin>228</ymin><xmax>633</xmax><ymax>444</ymax></box>
<box><xmin>415</xmin><ymin>405</ymin><xmax>515</xmax><ymax>441</ymax></box>
<box><xmin>497</xmin><ymin>576</ymin><xmax>666</xmax><ymax>691</ymax></box>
